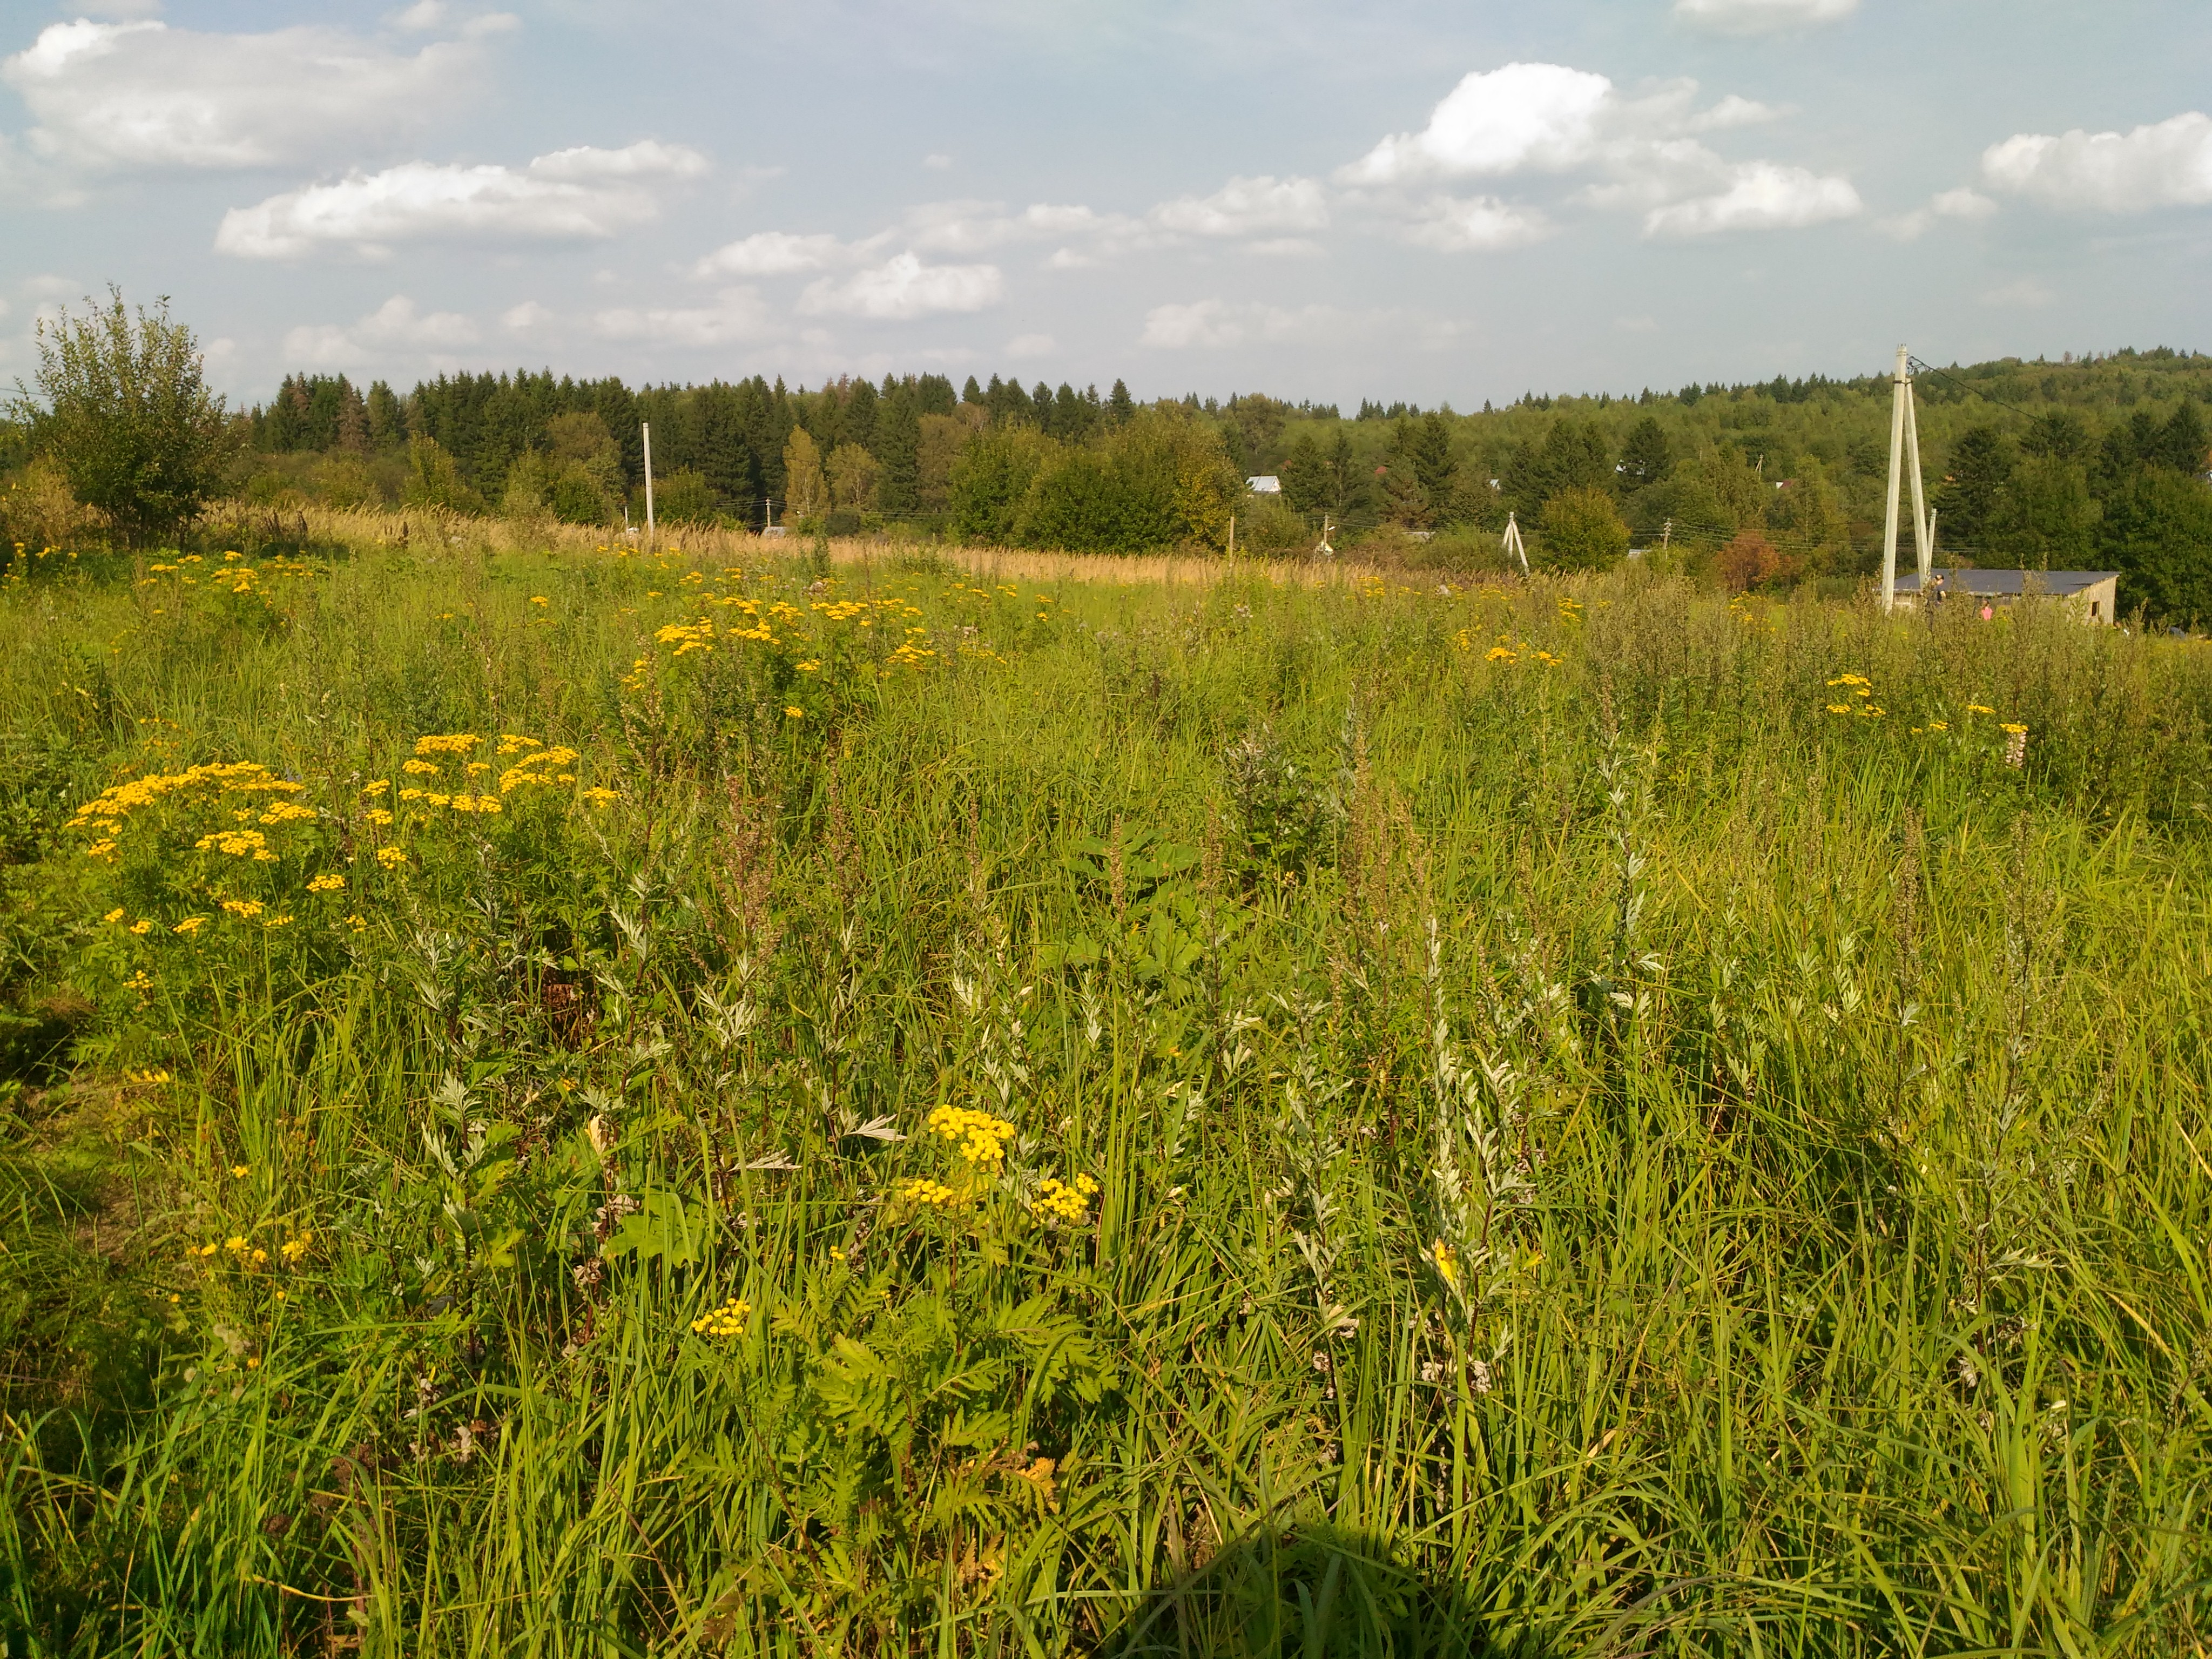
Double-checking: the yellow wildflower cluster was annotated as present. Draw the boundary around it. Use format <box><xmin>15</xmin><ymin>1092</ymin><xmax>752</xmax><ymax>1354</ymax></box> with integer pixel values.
<box><xmin>1965</xmin><ymin>703</ymin><xmax>1995</xmax><ymax>715</ymax></box>
<box><xmin>414</xmin><ymin>733</ymin><xmax>481</xmax><ymax>756</ymax></box>
<box><xmin>195</xmin><ymin>828</ymin><xmax>276</xmax><ymax>859</ymax></box>
<box><xmin>306</xmin><ymin>873</ymin><xmax>345</xmax><ymax>893</ymax></box>
<box><xmin>689</xmin><ymin>1295</ymin><xmax>751</xmax><ymax>1338</ymax></box>
<box><xmin>70</xmin><ymin>761</ymin><xmax>305</xmax><ymax>854</ymax></box>
<box><xmin>1999</xmin><ymin>721</ymin><xmax>2028</xmax><ymax>736</ymax></box>
<box><xmin>888</xmin><ymin>627</ymin><xmax>938</xmax><ymax>671</ymax></box>
<box><xmin>498</xmin><ymin>744</ymin><xmax>580</xmax><ymax>794</ymax></box>
<box><xmin>376</xmin><ymin>846</ymin><xmax>409</xmax><ymax>870</ymax></box>
<box><xmin>656</xmin><ymin>619</ymin><xmax>718</xmax><ymax>657</ymax></box>
<box><xmin>1029</xmin><ymin>1172</ymin><xmax>1100</xmax><ymax>1225</ymax></box>
<box><xmin>1824</xmin><ymin>674</ymin><xmax>1884</xmax><ymax>718</ymax></box>
<box><xmin>896</xmin><ymin>1177</ymin><xmax>961</xmax><ymax>1208</ymax></box>
<box><xmin>928</xmin><ymin>1104</ymin><xmax>1016</xmax><ymax>1165</ymax></box>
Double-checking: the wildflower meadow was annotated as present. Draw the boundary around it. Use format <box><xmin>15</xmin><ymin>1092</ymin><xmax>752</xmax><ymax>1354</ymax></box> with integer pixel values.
<box><xmin>2</xmin><ymin>518</ymin><xmax>2209</xmax><ymax>1655</ymax></box>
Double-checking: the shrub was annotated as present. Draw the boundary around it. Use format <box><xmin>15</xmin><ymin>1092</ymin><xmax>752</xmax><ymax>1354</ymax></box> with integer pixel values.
<box><xmin>10</xmin><ymin>289</ymin><xmax>236</xmax><ymax>547</ymax></box>
<box><xmin>1536</xmin><ymin>485</ymin><xmax>1630</xmax><ymax>571</ymax></box>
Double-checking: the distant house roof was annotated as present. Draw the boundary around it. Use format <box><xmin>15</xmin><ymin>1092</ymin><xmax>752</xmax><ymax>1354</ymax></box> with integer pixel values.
<box><xmin>1896</xmin><ymin>570</ymin><xmax>2118</xmax><ymax>598</ymax></box>
<box><xmin>1245</xmin><ymin>475</ymin><xmax>1282</xmax><ymax>494</ymax></box>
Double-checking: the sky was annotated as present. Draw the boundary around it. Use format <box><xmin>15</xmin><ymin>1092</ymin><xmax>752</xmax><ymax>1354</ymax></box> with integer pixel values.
<box><xmin>2</xmin><ymin>0</ymin><xmax>2209</xmax><ymax>409</ymax></box>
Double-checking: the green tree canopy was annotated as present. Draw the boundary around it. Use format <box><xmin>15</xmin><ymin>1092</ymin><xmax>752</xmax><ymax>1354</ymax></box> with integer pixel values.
<box><xmin>12</xmin><ymin>289</ymin><xmax>236</xmax><ymax>546</ymax></box>
<box><xmin>1536</xmin><ymin>485</ymin><xmax>1630</xmax><ymax>571</ymax></box>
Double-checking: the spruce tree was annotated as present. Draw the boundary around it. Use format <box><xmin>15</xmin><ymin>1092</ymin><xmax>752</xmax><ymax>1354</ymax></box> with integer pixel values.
<box><xmin>876</xmin><ymin>386</ymin><xmax>921</xmax><ymax>514</ymax></box>
<box><xmin>1107</xmin><ymin>380</ymin><xmax>1135</xmax><ymax>426</ymax></box>
<box><xmin>1618</xmin><ymin>417</ymin><xmax>1673</xmax><ymax>489</ymax></box>
<box><xmin>1934</xmin><ymin>426</ymin><xmax>2015</xmax><ymax>547</ymax></box>
<box><xmin>843</xmin><ymin>376</ymin><xmax>879</xmax><ymax>453</ymax></box>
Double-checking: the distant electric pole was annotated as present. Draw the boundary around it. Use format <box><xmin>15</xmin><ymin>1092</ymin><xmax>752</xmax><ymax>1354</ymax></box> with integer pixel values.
<box><xmin>642</xmin><ymin>422</ymin><xmax>657</xmax><ymax>548</ymax></box>
<box><xmin>1880</xmin><ymin>346</ymin><xmax>1932</xmax><ymax>612</ymax></box>
<box><xmin>1502</xmin><ymin>511</ymin><xmax>1530</xmax><ymax>577</ymax></box>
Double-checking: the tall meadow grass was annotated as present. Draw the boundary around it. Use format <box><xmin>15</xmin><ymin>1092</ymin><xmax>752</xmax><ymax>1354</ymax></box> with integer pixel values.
<box><xmin>0</xmin><ymin>527</ymin><xmax>2207</xmax><ymax>1655</ymax></box>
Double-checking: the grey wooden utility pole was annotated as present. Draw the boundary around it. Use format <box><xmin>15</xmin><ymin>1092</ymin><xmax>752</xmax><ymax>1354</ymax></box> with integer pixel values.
<box><xmin>642</xmin><ymin>421</ymin><xmax>656</xmax><ymax>547</ymax></box>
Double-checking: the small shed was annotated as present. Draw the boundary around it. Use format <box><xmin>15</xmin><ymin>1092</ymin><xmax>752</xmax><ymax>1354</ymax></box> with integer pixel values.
<box><xmin>1894</xmin><ymin>569</ymin><xmax>2121</xmax><ymax>625</ymax></box>
<box><xmin>1245</xmin><ymin>475</ymin><xmax>1282</xmax><ymax>495</ymax></box>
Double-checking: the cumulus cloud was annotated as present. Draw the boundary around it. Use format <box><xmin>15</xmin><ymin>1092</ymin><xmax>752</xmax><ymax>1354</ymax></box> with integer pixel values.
<box><xmin>691</xmin><ymin>231</ymin><xmax>851</xmax><ymax>278</ymax></box>
<box><xmin>1981</xmin><ymin>112</ymin><xmax>2212</xmax><ymax>212</ymax></box>
<box><xmin>1150</xmin><ymin>174</ymin><xmax>1328</xmax><ymax>237</ymax></box>
<box><xmin>1878</xmin><ymin>185</ymin><xmax>1998</xmax><ymax>241</ymax></box>
<box><xmin>1007</xmin><ymin>333</ymin><xmax>1057</xmax><ymax>359</ymax></box>
<box><xmin>281</xmin><ymin>295</ymin><xmax>477</xmax><ymax>367</ymax></box>
<box><xmin>1337</xmin><ymin>63</ymin><xmax>1852</xmax><ymax>246</ymax></box>
<box><xmin>1673</xmin><ymin>0</ymin><xmax>1858</xmax><ymax>36</ymax></box>
<box><xmin>214</xmin><ymin>141</ymin><xmax>706</xmax><ymax>258</ymax></box>
<box><xmin>1644</xmin><ymin>162</ymin><xmax>1861</xmax><ymax>235</ymax></box>
<box><xmin>1343</xmin><ymin>63</ymin><xmax>1614</xmax><ymax>184</ymax></box>
<box><xmin>1402</xmin><ymin>195</ymin><xmax>1554</xmax><ymax>251</ymax></box>
<box><xmin>797</xmin><ymin>253</ymin><xmax>1004</xmax><ymax>320</ymax></box>
<box><xmin>1</xmin><ymin>18</ymin><xmax>500</xmax><ymax>171</ymax></box>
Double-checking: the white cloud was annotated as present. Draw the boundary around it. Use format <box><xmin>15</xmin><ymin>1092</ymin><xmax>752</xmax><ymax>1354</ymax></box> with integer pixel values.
<box><xmin>1151</xmin><ymin>174</ymin><xmax>1328</xmax><ymax>237</ymax></box>
<box><xmin>906</xmin><ymin>199</ymin><xmax>1140</xmax><ymax>257</ymax></box>
<box><xmin>1878</xmin><ymin>185</ymin><xmax>1998</xmax><ymax>241</ymax></box>
<box><xmin>1338</xmin><ymin>63</ymin><xmax>1846</xmax><ymax>249</ymax></box>
<box><xmin>797</xmin><ymin>253</ymin><xmax>1003</xmax><ymax>320</ymax></box>
<box><xmin>1401</xmin><ymin>194</ymin><xmax>1554</xmax><ymax>251</ymax></box>
<box><xmin>1687</xmin><ymin>95</ymin><xmax>1784</xmax><ymax>133</ymax></box>
<box><xmin>1981</xmin><ymin>112</ymin><xmax>2212</xmax><ymax>212</ymax></box>
<box><xmin>1247</xmin><ymin>237</ymin><xmax>1326</xmax><ymax>257</ymax></box>
<box><xmin>215</xmin><ymin>141</ymin><xmax>706</xmax><ymax>259</ymax></box>
<box><xmin>1343</xmin><ymin>63</ymin><xmax>1614</xmax><ymax>184</ymax></box>
<box><xmin>1644</xmin><ymin>162</ymin><xmax>1861</xmax><ymax>236</ymax></box>
<box><xmin>922</xmin><ymin>152</ymin><xmax>952</xmax><ymax>170</ymax></box>
<box><xmin>1007</xmin><ymin>333</ymin><xmax>1057</xmax><ymax>359</ymax></box>
<box><xmin>592</xmin><ymin>288</ymin><xmax>773</xmax><ymax>347</ymax></box>
<box><xmin>692</xmin><ymin>231</ymin><xmax>851</xmax><ymax>277</ymax></box>
<box><xmin>1673</xmin><ymin>0</ymin><xmax>1858</xmax><ymax>35</ymax></box>
<box><xmin>501</xmin><ymin>300</ymin><xmax>553</xmax><ymax>330</ymax></box>
<box><xmin>1139</xmin><ymin>300</ymin><xmax>1351</xmax><ymax>350</ymax></box>
<box><xmin>281</xmin><ymin>295</ymin><xmax>478</xmax><ymax>367</ymax></box>
<box><xmin>1</xmin><ymin>18</ymin><xmax>498</xmax><ymax>172</ymax></box>
<box><xmin>1982</xmin><ymin>276</ymin><xmax>2056</xmax><ymax>308</ymax></box>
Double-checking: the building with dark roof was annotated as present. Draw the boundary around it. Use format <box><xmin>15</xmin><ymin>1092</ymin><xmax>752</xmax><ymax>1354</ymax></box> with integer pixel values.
<box><xmin>1893</xmin><ymin>570</ymin><xmax>2120</xmax><ymax>625</ymax></box>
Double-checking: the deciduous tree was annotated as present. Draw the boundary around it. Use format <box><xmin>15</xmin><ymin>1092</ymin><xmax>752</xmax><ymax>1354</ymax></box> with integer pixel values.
<box><xmin>12</xmin><ymin>289</ymin><xmax>237</xmax><ymax>545</ymax></box>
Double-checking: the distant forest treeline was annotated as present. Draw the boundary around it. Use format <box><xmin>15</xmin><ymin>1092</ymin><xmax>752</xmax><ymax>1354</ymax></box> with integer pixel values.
<box><xmin>230</xmin><ymin>347</ymin><xmax>2212</xmax><ymax>618</ymax></box>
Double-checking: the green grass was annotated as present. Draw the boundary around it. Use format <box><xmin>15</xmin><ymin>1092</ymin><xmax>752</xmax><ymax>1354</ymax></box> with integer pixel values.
<box><xmin>1</xmin><ymin>534</ymin><xmax>2209</xmax><ymax>1656</ymax></box>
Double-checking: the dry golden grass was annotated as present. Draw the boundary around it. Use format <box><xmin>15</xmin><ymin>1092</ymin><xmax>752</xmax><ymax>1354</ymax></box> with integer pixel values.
<box><xmin>265</xmin><ymin>503</ymin><xmax>1397</xmax><ymax>590</ymax></box>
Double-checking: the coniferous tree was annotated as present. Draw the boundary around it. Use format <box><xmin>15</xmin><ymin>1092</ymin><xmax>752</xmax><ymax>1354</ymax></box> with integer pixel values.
<box><xmin>843</xmin><ymin>376</ymin><xmax>879</xmax><ymax>453</ymax></box>
<box><xmin>1618</xmin><ymin>416</ymin><xmax>1673</xmax><ymax>489</ymax></box>
<box><xmin>1934</xmin><ymin>426</ymin><xmax>2015</xmax><ymax>549</ymax></box>
<box><xmin>1278</xmin><ymin>432</ymin><xmax>1327</xmax><ymax>514</ymax></box>
<box><xmin>1406</xmin><ymin>413</ymin><xmax>1457</xmax><ymax>512</ymax></box>
<box><xmin>1107</xmin><ymin>379</ymin><xmax>1136</xmax><ymax>426</ymax></box>
<box><xmin>876</xmin><ymin>386</ymin><xmax>921</xmax><ymax>514</ymax></box>
<box><xmin>961</xmin><ymin>375</ymin><xmax>985</xmax><ymax>407</ymax></box>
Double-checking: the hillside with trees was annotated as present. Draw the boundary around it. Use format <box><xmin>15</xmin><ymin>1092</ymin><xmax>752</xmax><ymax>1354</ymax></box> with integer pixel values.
<box><xmin>8</xmin><ymin>318</ymin><xmax>2212</xmax><ymax>620</ymax></box>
